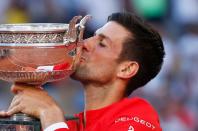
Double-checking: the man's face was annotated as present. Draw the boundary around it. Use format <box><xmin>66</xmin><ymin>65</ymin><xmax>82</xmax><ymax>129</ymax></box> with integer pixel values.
<box><xmin>71</xmin><ymin>21</ymin><xmax>130</xmax><ymax>84</ymax></box>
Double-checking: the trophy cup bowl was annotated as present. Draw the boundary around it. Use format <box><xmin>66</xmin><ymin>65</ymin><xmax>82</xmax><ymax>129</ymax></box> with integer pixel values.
<box><xmin>0</xmin><ymin>15</ymin><xmax>91</xmax><ymax>131</ymax></box>
<box><xmin>0</xmin><ymin>15</ymin><xmax>91</xmax><ymax>85</ymax></box>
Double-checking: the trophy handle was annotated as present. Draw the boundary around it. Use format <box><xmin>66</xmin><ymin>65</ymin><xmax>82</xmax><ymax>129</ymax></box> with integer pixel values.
<box><xmin>74</xmin><ymin>15</ymin><xmax>91</xmax><ymax>70</ymax></box>
<box><xmin>64</xmin><ymin>15</ymin><xmax>91</xmax><ymax>70</ymax></box>
<box><xmin>63</xmin><ymin>15</ymin><xmax>91</xmax><ymax>46</ymax></box>
<box><xmin>63</xmin><ymin>15</ymin><xmax>91</xmax><ymax>56</ymax></box>
<box><xmin>77</xmin><ymin>15</ymin><xmax>92</xmax><ymax>42</ymax></box>
<box><xmin>63</xmin><ymin>16</ymin><xmax>82</xmax><ymax>46</ymax></box>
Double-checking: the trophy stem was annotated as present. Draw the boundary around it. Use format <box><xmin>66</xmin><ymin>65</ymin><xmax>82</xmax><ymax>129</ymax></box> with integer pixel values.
<box><xmin>11</xmin><ymin>113</ymin><xmax>36</xmax><ymax>122</ymax></box>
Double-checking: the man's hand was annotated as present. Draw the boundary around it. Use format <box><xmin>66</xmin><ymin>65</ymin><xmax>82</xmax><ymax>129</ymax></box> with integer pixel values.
<box><xmin>0</xmin><ymin>83</ymin><xmax>65</xmax><ymax>129</ymax></box>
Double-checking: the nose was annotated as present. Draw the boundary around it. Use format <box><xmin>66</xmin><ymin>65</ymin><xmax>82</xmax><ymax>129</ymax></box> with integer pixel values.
<box><xmin>82</xmin><ymin>37</ymin><xmax>94</xmax><ymax>52</ymax></box>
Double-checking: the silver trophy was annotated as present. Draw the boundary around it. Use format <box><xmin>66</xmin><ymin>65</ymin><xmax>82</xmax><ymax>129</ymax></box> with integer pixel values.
<box><xmin>0</xmin><ymin>15</ymin><xmax>91</xmax><ymax>131</ymax></box>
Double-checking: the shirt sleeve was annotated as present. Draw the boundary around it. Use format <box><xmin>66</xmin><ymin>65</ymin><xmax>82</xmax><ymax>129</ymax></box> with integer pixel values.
<box><xmin>44</xmin><ymin>122</ymin><xmax>69</xmax><ymax>131</ymax></box>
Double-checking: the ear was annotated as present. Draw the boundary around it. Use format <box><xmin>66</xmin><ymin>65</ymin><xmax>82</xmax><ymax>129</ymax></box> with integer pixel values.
<box><xmin>117</xmin><ymin>61</ymin><xmax>139</xmax><ymax>79</ymax></box>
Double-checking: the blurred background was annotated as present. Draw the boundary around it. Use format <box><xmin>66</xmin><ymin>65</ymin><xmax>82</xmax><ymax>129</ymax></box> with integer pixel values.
<box><xmin>0</xmin><ymin>0</ymin><xmax>198</xmax><ymax>130</ymax></box>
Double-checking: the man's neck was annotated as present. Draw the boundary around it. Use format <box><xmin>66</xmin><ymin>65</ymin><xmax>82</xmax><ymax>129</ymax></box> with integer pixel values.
<box><xmin>83</xmin><ymin>81</ymin><xmax>126</xmax><ymax>111</ymax></box>
<box><xmin>81</xmin><ymin>80</ymin><xmax>127</xmax><ymax>126</ymax></box>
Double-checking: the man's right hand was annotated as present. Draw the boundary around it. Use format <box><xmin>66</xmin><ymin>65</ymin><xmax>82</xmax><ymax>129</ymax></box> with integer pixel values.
<box><xmin>0</xmin><ymin>83</ymin><xmax>65</xmax><ymax>129</ymax></box>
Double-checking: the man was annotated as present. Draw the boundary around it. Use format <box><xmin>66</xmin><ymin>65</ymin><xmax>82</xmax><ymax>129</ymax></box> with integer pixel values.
<box><xmin>0</xmin><ymin>12</ymin><xmax>165</xmax><ymax>131</ymax></box>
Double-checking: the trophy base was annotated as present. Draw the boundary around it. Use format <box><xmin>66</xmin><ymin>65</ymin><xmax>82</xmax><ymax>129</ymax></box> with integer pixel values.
<box><xmin>0</xmin><ymin>113</ymin><xmax>41</xmax><ymax>131</ymax></box>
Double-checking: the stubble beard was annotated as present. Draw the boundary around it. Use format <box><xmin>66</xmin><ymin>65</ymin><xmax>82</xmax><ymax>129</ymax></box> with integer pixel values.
<box><xmin>70</xmin><ymin>63</ymin><xmax>91</xmax><ymax>83</ymax></box>
<box><xmin>71</xmin><ymin>62</ymin><xmax>116</xmax><ymax>86</ymax></box>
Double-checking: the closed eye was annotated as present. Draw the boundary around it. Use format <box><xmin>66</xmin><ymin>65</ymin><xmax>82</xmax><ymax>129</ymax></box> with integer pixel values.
<box><xmin>98</xmin><ymin>41</ymin><xmax>106</xmax><ymax>47</ymax></box>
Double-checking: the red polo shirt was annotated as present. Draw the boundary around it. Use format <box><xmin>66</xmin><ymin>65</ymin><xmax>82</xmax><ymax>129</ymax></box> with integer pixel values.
<box><xmin>46</xmin><ymin>97</ymin><xmax>162</xmax><ymax>131</ymax></box>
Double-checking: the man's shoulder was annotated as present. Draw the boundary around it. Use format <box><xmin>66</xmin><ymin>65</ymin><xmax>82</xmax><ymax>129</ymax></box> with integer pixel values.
<box><xmin>111</xmin><ymin>97</ymin><xmax>158</xmax><ymax>115</ymax></box>
<box><xmin>103</xmin><ymin>97</ymin><xmax>162</xmax><ymax>131</ymax></box>
<box><xmin>70</xmin><ymin>97</ymin><xmax>162</xmax><ymax>131</ymax></box>
<box><xmin>127</xmin><ymin>97</ymin><xmax>158</xmax><ymax>113</ymax></box>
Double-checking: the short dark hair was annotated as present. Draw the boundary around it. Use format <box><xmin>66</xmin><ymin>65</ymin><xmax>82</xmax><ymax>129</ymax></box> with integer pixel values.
<box><xmin>107</xmin><ymin>12</ymin><xmax>165</xmax><ymax>96</ymax></box>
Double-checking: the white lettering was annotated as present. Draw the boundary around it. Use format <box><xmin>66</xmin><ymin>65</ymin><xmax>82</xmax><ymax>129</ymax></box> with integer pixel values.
<box><xmin>134</xmin><ymin>117</ymin><xmax>139</xmax><ymax>122</ymax></box>
<box><xmin>152</xmin><ymin>125</ymin><xmax>156</xmax><ymax>130</ymax></box>
<box><xmin>127</xmin><ymin>117</ymin><xmax>134</xmax><ymax>121</ymax></box>
<box><xmin>121</xmin><ymin>117</ymin><xmax>127</xmax><ymax>121</ymax></box>
<box><xmin>114</xmin><ymin>116</ymin><xmax>156</xmax><ymax>130</ymax></box>
<box><xmin>146</xmin><ymin>122</ymin><xmax>152</xmax><ymax>128</ymax></box>
<box><xmin>140</xmin><ymin>119</ymin><xmax>146</xmax><ymax>125</ymax></box>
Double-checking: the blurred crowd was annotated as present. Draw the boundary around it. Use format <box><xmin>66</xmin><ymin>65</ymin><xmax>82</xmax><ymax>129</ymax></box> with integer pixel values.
<box><xmin>0</xmin><ymin>0</ymin><xmax>198</xmax><ymax>130</ymax></box>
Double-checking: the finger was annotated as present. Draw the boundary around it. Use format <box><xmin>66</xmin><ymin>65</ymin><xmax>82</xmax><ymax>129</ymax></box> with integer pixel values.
<box><xmin>8</xmin><ymin>96</ymin><xmax>21</xmax><ymax>111</ymax></box>
<box><xmin>11</xmin><ymin>84</ymin><xmax>26</xmax><ymax>94</ymax></box>
<box><xmin>11</xmin><ymin>83</ymin><xmax>39</xmax><ymax>94</ymax></box>
<box><xmin>11</xmin><ymin>93</ymin><xmax>22</xmax><ymax>103</ymax></box>
<box><xmin>7</xmin><ymin>106</ymin><xmax>22</xmax><ymax>116</ymax></box>
<box><xmin>0</xmin><ymin>110</ymin><xmax>9</xmax><ymax>117</ymax></box>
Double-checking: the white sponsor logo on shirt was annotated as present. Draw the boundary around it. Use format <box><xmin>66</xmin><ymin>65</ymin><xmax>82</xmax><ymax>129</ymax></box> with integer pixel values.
<box><xmin>115</xmin><ymin>116</ymin><xmax>155</xmax><ymax>130</ymax></box>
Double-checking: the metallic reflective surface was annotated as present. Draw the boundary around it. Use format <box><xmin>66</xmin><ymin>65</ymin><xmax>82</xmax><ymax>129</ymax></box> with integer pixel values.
<box><xmin>11</xmin><ymin>113</ymin><xmax>36</xmax><ymax>122</ymax></box>
<box><xmin>0</xmin><ymin>15</ymin><xmax>90</xmax><ymax>85</ymax></box>
<box><xmin>0</xmin><ymin>113</ymin><xmax>41</xmax><ymax>131</ymax></box>
<box><xmin>0</xmin><ymin>23</ymin><xmax>68</xmax><ymax>32</ymax></box>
